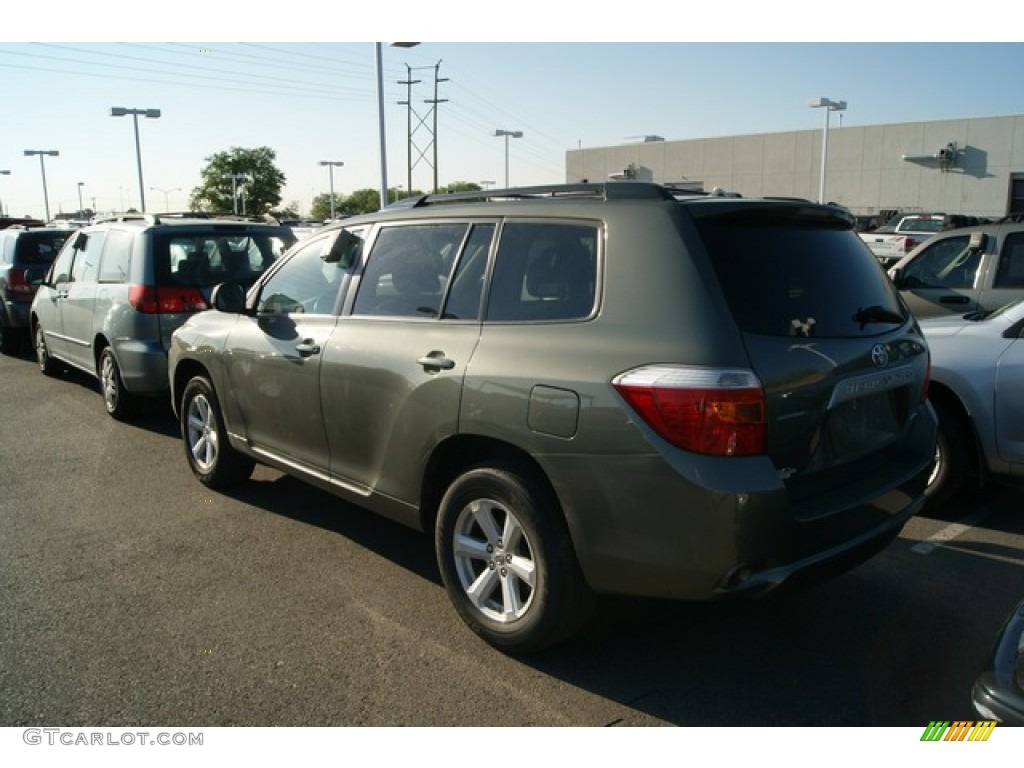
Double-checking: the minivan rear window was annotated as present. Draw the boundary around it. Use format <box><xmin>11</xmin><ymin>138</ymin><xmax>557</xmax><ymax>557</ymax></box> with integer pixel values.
<box><xmin>695</xmin><ymin>209</ymin><xmax>907</xmax><ymax>338</ymax></box>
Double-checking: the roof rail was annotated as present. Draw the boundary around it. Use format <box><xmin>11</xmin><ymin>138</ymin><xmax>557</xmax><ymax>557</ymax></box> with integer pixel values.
<box><xmin>91</xmin><ymin>213</ymin><xmax>160</xmax><ymax>226</ymax></box>
<box><xmin>386</xmin><ymin>182</ymin><xmax>678</xmax><ymax>210</ymax></box>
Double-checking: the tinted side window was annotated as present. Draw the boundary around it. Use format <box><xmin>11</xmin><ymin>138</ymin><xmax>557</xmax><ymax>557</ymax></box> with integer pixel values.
<box><xmin>994</xmin><ymin>232</ymin><xmax>1024</xmax><ymax>288</ymax></box>
<box><xmin>158</xmin><ymin>232</ymin><xmax>293</xmax><ymax>288</ymax></box>
<box><xmin>98</xmin><ymin>230</ymin><xmax>133</xmax><ymax>283</ymax></box>
<box><xmin>352</xmin><ymin>224</ymin><xmax>469</xmax><ymax>318</ymax></box>
<box><xmin>485</xmin><ymin>222</ymin><xmax>598</xmax><ymax>322</ymax></box>
<box><xmin>900</xmin><ymin>234</ymin><xmax>979</xmax><ymax>289</ymax></box>
<box><xmin>697</xmin><ymin>210</ymin><xmax>906</xmax><ymax>338</ymax></box>
<box><xmin>69</xmin><ymin>231</ymin><xmax>106</xmax><ymax>283</ymax></box>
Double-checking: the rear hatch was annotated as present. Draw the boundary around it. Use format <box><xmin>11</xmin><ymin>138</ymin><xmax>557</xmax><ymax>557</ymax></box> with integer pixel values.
<box><xmin>692</xmin><ymin>202</ymin><xmax>930</xmax><ymax>509</ymax></box>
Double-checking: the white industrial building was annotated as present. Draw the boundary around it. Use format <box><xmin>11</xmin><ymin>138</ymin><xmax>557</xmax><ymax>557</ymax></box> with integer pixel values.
<box><xmin>565</xmin><ymin>114</ymin><xmax>1024</xmax><ymax>219</ymax></box>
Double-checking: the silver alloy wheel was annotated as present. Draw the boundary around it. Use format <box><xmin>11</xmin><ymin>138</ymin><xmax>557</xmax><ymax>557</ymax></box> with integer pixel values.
<box><xmin>100</xmin><ymin>352</ymin><xmax>119</xmax><ymax>412</ymax></box>
<box><xmin>452</xmin><ymin>498</ymin><xmax>536</xmax><ymax>623</ymax></box>
<box><xmin>927</xmin><ymin>440</ymin><xmax>943</xmax><ymax>489</ymax></box>
<box><xmin>186</xmin><ymin>393</ymin><xmax>219</xmax><ymax>473</ymax></box>
<box><xmin>35</xmin><ymin>326</ymin><xmax>48</xmax><ymax>371</ymax></box>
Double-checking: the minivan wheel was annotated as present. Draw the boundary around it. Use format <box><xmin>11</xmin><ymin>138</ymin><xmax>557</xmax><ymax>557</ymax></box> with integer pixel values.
<box><xmin>925</xmin><ymin>398</ymin><xmax>970</xmax><ymax>508</ymax></box>
<box><xmin>435</xmin><ymin>463</ymin><xmax>593</xmax><ymax>654</ymax></box>
<box><xmin>34</xmin><ymin>323</ymin><xmax>60</xmax><ymax>376</ymax></box>
<box><xmin>181</xmin><ymin>376</ymin><xmax>254</xmax><ymax>489</ymax></box>
<box><xmin>99</xmin><ymin>347</ymin><xmax>137</xmax><ymax>420</ymax></box>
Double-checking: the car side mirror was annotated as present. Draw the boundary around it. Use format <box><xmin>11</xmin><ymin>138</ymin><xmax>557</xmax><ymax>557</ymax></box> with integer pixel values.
<box><xmin>323</xmin><ymin>230</ymin><xmax>360</xmax><ymax>267</ymax></box>
<box><xmin>968</xmin><ymin>231</ymin><xmax>988</xmax><ymax>251</ymax></box>
<box><xmin>211</xmin><ymin>282</ymin><xmax>247</xmax><ymax>314</ymax></box>
<box><xmin>888</xmin><ymin>267</ymin><xmax>904</xmax><ymax>287</ymax></box>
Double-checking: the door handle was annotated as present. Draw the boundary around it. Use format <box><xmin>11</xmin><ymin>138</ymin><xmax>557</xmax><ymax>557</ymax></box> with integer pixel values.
<box><xmin>939</xmin><ymin>295</ymin><xmax>970</xmax><ymax>304</ymax></box>
<box><xmin>295</xmin><ymin>339</ymin><xmax>321</xmax><ymax>356</ymax></box>
<box><xmin>417</xmin><ymin>352</ymin><xmax>455</xmax><ymax>371</ymax></box>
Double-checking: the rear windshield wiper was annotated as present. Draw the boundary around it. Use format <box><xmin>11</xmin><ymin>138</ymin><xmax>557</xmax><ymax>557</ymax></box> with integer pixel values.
<box><xmin>852</xmin><ymin>305</ymin><xmax>904</xmax><ymax>329</ymax></box>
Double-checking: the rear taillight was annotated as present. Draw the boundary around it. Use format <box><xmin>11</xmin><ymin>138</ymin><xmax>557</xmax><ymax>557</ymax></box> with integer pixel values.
<box><xmin>128</xmin><ymin>285</ymin><xmax>208</xmax><ymax>314</ymax></box>
<box><xmin>613</xmin><ymin>365</ymin><xmax>766</xmax><ymax>456</ymax></box>
<box><xmin>903</xmin><ymin>237</ymin><xmax>920</xmax><ymax>252</ymax></box>
<box><xmin>7</xmin><ymin>267</ymin><xmax>32</xmax><ymax>295</ymax></box>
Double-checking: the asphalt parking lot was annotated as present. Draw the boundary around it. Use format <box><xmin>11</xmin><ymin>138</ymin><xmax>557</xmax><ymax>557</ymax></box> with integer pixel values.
<box><xmin>1</xmin><ymin>347</ymin><xmax>1021</xmax><ymax>727</ymax></box>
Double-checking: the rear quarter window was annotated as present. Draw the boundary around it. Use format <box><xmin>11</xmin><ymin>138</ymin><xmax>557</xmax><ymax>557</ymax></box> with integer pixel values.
<box><xmin>695</xmin><ymin>209</ymin><xmax>906</xmax><ymax>338</ymax></box>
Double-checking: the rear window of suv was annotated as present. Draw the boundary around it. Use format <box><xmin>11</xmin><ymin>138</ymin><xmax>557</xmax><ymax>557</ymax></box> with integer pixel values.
<box><xmin>694</xmin><ymin>206</ymin><xmax>907</xmax><ymax>338</ymax></box>
<box><xmin>156</xmin><ymin>231</ymin><xmax>294</xmax><ymax>288</ymax></box>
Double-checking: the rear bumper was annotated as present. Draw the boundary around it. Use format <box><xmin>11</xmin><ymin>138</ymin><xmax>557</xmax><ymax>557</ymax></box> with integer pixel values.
<box><xmin>2</xmin><ymin>298</ymin><xmax>32</xmax><ymax>329</ymax></box>
<box><xmin>971</xmin><ymin>600</ymin><xmax>1024</xmax><ymax>726</ymax></box>
<box><xmin>113</xmin><ymin>338</ymin><xmax>169</xmax><ymax>395</ymax></box>
<box><xmin>545</xmin><ymin>405</ymin><xmax>936</xmax><ymax>601</ymax></box>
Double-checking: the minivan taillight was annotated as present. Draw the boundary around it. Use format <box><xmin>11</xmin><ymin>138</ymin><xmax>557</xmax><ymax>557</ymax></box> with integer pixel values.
<box><xmin>7</xmin><ymin>267</ymin><xmax>32</xmax><ymax>295</ymax></box>
<box><xmin>613</xmin><ymin>365</ymin><xmax>766</xmax><ymax>456</ymax></box>
<box><xmin>128</xmin><ymin>285</ymin><xmax>208</xmax><ymax>314</ymax></box>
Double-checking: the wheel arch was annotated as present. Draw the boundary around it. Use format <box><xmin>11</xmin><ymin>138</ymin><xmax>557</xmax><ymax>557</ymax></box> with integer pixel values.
<box><xmin>419</xmin><ymin>435</ymin><xmax>565</xmax><ymax>537</ymax></box>
<box><xmin>928</xmin><ymin>381</ymin><xmax>983</xmax><ymax>480</ymax></box>
<box><xmin>171</xmin><ymin>358</ymin><xmax>213</xmax><ymax>417</ymax></box>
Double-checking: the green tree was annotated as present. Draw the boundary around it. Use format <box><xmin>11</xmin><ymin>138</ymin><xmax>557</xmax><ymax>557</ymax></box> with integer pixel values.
<box><xmin>310</xmin><ymin>193</ymin><xmax>343</xmax><ymax>221</ymax></box>
<box><xmin>438</xmin><ymin>181</ymin><xmax>482</xmax><ymax>194</ymax></box>
<box><xmin>337</xmin><ymin>188</ymin><xmax>382</xmax><ymax>216</ymax></box>
<box><xmin>190</xmin><ymin>146</ymin><xmax>286</xmax><ymax>215</ymax></box>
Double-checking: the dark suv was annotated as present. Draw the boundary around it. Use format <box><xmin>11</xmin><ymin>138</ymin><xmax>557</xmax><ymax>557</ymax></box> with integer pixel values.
<box><xmin>0</xmin><ymin>225</ymin><xmax>75</xmax><ymax>354</ymax></box>
<box><xmin>30</xmin><ymin>214</ymin><xmax>296</xmax><ymax>418</ymax></box>
<box><xmin>169</xmin><ymin>183</ymin><xmax>937</xmax><ymax>652</ymax></box>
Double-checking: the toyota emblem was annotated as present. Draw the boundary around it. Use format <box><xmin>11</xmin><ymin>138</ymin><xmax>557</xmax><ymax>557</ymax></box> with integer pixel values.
<box><xmin>871</xmin><ymin>343</ymin><xmax>889</xmax><ymax>368</ymax></box>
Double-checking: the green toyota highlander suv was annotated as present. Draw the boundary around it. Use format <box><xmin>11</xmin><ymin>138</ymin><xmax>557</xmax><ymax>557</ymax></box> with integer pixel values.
<box><xmin>168</xmin><ymin>183</ymin><xmax>937</xmax><ymax>653</ymax></box>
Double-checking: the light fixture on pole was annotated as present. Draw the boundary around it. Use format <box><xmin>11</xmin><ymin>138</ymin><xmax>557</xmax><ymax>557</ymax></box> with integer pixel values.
<box><xmin>493</xmin><ymin>130</ymin><xmax>523</xmax><ymax>188</ymax></box>
<box><xmin>23</xmin><ymin>150</ymin><xmax>59</xmax><ymax>222</ymax></box>
<box><xmin>375</xmin><ymin>42</ymin><xmax>419</xmax><ymax>210</ymax></box>
<box><xmin>0</xmin><ymin>169</ymin><xmax>10</xmax><ymax>217</ymax></box>
<box><xmin>150</xmin><ymin>186</ymin><xmax>181</xmax><ymax>212</ymax></box>
<box><xmin>479</xmin><ymin>180</ymin><xmax>495</xmax><ymax>190</ymax></box>
<box><xmin>110</xmin><ymin>106</ymin><xmax>161</xmax><ymax>213</ymax></box>
<box><xmin>318</xmin><ymin>161</ymin><xmax>344</xmax><ymax>219</ymax></box>
<box><xmin>807</xmin><ymin>97</ymin><xmax>846</xmax><ymax>204</ymax></box>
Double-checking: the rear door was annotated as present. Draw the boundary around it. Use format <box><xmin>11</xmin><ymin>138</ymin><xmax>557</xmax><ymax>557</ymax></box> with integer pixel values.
<box><xmin>322</xmin><ymin>220</ymin><xmax>494</xmax><ymax>503</ymax></box>
<box><xmin>693</xmin><ymin>203</ymin><xmax>931</xmax><ymax>499</ymax></box>
<box><xmin>59</xmin><ymin>230</ymin><xmax>107</xmax><ymax>370</ymax></box>
<box><xmin>980</xmin><ymin>227</ymin><xmax>1024</xmax><ymax>312</ymax></box>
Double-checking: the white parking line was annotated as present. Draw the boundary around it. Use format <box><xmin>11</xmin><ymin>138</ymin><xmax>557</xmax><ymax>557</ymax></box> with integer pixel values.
<box><xmin>910</xmin><ymin>505</ymin><xmax>999</xmax><ymax>555</ymax></box>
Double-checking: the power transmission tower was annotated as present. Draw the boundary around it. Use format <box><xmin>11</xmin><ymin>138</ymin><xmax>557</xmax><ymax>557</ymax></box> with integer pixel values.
<box><xmin>398</xmin><ymin>61</ymin><xmax>448</xmax><ymax>194</ymax></box>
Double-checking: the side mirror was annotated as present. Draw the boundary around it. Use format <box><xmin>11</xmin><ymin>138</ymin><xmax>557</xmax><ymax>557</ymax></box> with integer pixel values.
<box><xmin>211</xmin><ymin>282</ymin><xmax>247</xmax><ymax>314</ymax></box>
<box><xmin>323</xmin><ymin>229</ymin><xmax>361</xmax><ymax>267</ymax></box>
<box><xmin>888</xmin><ymin>267</ymin><xmax>904</xmax><ymax>287</ymax></box>
<box><xmin>968</xmin><ymin>231</ymin><xmax>988</xmax><ymax>251</ymax></box>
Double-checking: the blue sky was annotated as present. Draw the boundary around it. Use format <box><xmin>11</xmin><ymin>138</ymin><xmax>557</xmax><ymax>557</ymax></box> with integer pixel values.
<box><xmin>1</xmin><ymin>6</ymin><xmax>1021</xmax><ymax>218</ymax></box>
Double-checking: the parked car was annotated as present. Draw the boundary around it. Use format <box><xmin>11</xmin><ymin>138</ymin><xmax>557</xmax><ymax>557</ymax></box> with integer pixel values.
<box><xmin>920</xmin><ymin>299</ymin><xmax>1024</xmax><ymax>506</ymax></box>
<box><xmin>972</xmin><ymin>598</ymin><xmax>1024</xmax><ymax>726</ymax></box>
<box><xmin>0</xmin><ymin>224</ymin><xmax>74</xmax><ymax>354</ymax></box>
<box><xmin>30</xmin><ymin>213</ymin><xmax>296</xmax><ymax>419</ymax></box>
<box><xmin>888</xmin><ymin>221</ymin><xmax>1024</xmax><ymax>318</ymax></box>
<box><xmin>169</xmin><ymin>182</ymin><xmax>936</xmax><ymax>653</ymax></box>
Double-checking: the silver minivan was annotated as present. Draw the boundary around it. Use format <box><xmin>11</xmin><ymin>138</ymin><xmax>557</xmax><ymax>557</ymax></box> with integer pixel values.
<box><xmin>30</xmin><ymin>214</ymin><xmax>295</xmax><ymax>419</ymax></box>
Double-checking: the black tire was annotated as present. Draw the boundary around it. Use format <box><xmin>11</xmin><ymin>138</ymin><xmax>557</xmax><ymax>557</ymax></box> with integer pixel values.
<box><xmin>0</xmin><ymin>322</ymin><xmax>21</xmax><ymax>356</ymax></box>
<box><xmin>99</xmin><ymin>347</ymin><xmax>138</xmax><ymax>421</ymax></box>
<box><xmin>33</xmin><ymin>322</ymin><xmax>60</xmax><ymax>376</ymax></box>
<box><xmin>925</xmin><ymin>398</ymin><xmax>971</xmax><ymax>509</ymax></box>
<box><xmin>435</xmin><ymin>462</ymin><xmax>594</xmax><ymax>654</ymax></box>
<box><xmin>180</xmin><ymin>375</ymin><xmax>254</xmax><ymax>489</ymax></box>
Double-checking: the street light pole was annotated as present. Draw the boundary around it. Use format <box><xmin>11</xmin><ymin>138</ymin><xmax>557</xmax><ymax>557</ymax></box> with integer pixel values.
<box><xmin>807</xmin><ymin>97</ymin><xmax>846</xmax><ymax>204</ymax></box>
<box><xmin>23</xmin><ymin>150</ymin><xmax>59</xmax><ymax>222</ymax></box>
<box><xmin>77</xmin><ymin>182</ymin><xmax>85</xmax><ymax>217</ymax></box>
<box><xmin>375</xmin><ymin>42</ymin><xmax>419</xmax><ymax>210</ymax></box>
<box><xmin>110</xmin><ymin>106</ymin><xmax>161</xmax><ymax>213</ymax></box>
<box><xmin>0</xmin><ymin>170</ymin><xmax>10</xmax><ymax>217</ymax></box>
<box><xmin>150</xmin><ymin>186</ymin><xmax>181</xmax><ymax>211</ymax></box>
<box><xmin>318</xmin><ymin>161</ymin><xmax>344</xmax><ymax>219</ymax></box>
<box><xmin>223</xmin><ymin>174</ymin><xmax>248</xmax><ymax>215</ymax></box>
<box><xmin>493</xmin><ymin>130</ymin><xmax>523</xmax><ymax>187</ymax></box>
